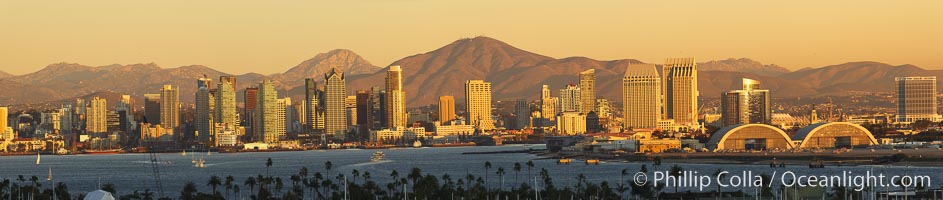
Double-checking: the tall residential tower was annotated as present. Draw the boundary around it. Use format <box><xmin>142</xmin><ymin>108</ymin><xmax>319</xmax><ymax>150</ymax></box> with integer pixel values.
<box><xmin>662</xmin><ymin>58</ymin><xmax>699</xmax><ymax>126</ymax></box>
<box><xmin>622</xmin><ymin>63</ymin><xmax>661</xmax><ymax>129</ymax></box>
<box><xmin>465</xmin><ymin>80</ymin><xmax>495</xmax><ymax>131</ymax></box>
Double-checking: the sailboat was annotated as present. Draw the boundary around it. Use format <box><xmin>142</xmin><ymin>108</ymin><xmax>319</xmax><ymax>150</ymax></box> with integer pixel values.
<box><xmin>36</xmin><ymin>153</ymin><xmax>41</xmax><ymax>165</ymax></box>
<box><xmin>181</xmin><ymin>150</ymin><xmax>187</xmax><ymax>156</ymax></box>
<box><xmin>194</xmin><ymin>156</ymin><xmax>206</xmax><ymax>168</ymax></box>
<box><xmin>47</xmin><ymin>166</ymin><xmax>52</xmax><ymax>181</ymax></box>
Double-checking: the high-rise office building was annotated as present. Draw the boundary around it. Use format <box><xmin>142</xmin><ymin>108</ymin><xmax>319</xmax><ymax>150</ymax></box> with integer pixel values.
<box><xmin>371</xmin><ymin>87</ymin><xmax>386</xmax><ymax>129</ymax></box>
<box><xmin>160</xmin><ymin>84</ymin><xmax>180</xmax><ymax>136</ymax></box>
<box><xmin>244</xmin><ymin>87</ymin><xmax>259</xmax><ymax>137</ymax></box>
<box><xmin>144</xmin><ymin>94</ymin><xmax>161</xmax><ymax>125</ymax></box>
<box><xmin>216</xmin><ymin>76</ymin><xmax>237</xmax><ymax>127</ymax></box>
<box><xmin>465</xmin><ymin>80</ymin><xmax>495</xmax><ymax>131</ymax></box>
<box><xmin>0</xmin><ymin>107</ymin><xmax>10</xmax><ymax>140</ymax></box>
<box><xmin>438</xmin><ymin>95</ymin><xmax>455</xmax><ymax>123</ymax></box>
<box><xmin>662</xmin><ymin>58</ymin><xmax>699</xmax><ymax>126</ymax></box>
<box><xmin>0</xmin><ymin>106</ymin><xmax>6</xmax><ymax>129</ymax></box>
<box><xmin>276</xmin><ymin>97</ymin><xmax>289</xmax><ymax>141</ymax></box>
<box><xmin>254</xmin><ymin>80</ymin><xmax>279</xmax><ymax>143</ymax></box>
<box><xmin>895</xmin><ymin>76</ymin><xmax>938</xmax><ymax>122</ymax></box>
<box><xmin>386</xmin><ymin>66</ymin><xmax>407</xmax><ymax>129</ymax></box>
<box><xmin>346</xmin><ymin>96</ymin><xmax>358</xmax><ymax>127</ymax></box>
<box><xmin>539</xmin><ymin>85</ymin><xmax>557</xmax><ymax>124</ymax></box>
<box><xmin>356</xmin><ymin>90</ymin><xmax>373</xmax><ymax>130</ymax></box>
<box><xmin>87</xmin><ymin>96</ymin><xmax>108</xmax><ymax>134</ymax></box>
<box><xmin>721</xmin><ymin>78</ymin><xmax>771</xmax><ymax>126</ymax></box>
<box><xmin>514</xmin><ymin>99</ymin><xmax>530</xmax><ymax>130</ymax></box>
<box><xmin>579</xmin><ymin>69</ymin><xmax>596</xmax><ymax>114</ymax></box>
<box><xmin>595</xmin><ymin>98</ymin><xmax>612</xmax><ymax>119</ymax></box>
<box><xmin>290</xmin><ymin>101</ymin><xmax>305</xmax><ymax>133</ymax></box>
<box><xmin>304</xmin><ymin>78</ymin><xmax>321</xmax><ymax>132</ymax></box>
<box><xmin>196</xmin><ymin>78</ymin><xmax>214</xmax><ymax>142</ymax></box>
<box><xmin>324</xmin><ymin>68</ymin><xmax>348</xmax><ymax>139</ymax></box>
<box><xmin>559</xmin><ymin>84</ymin><xmax>581</xmax><ymax>112</ymax></box>
<box><xmin>623</xmin><ymin>63</ymin><xmax>661</xmax><ymax>129</ymax></box>
<box><xmin>115</xmin><ymin>95</ymin><xmax>135</xmax><ymax>135</ymax></box>
<box><xmin>59</xmin><ymin>104</ymin><xmax>73</xmax><ymax>136</ymax></box>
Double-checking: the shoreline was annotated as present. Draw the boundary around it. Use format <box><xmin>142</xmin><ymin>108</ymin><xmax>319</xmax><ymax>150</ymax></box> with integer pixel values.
<box><xmin>533</xmin><ymin>148</ymin><xmax>943</xmax><ymax>167</ymax></box>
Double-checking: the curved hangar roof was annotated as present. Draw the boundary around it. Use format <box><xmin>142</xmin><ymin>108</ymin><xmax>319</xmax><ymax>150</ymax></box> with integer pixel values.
<box><xmin>792</xmin><ymin>122</ymin><xmax>877</xmax><ymax>149</ymax></box>
<box><xmin>708</xmin><ymin>124</ymin><xmax>795</xmax><ymax>151</ymax></box>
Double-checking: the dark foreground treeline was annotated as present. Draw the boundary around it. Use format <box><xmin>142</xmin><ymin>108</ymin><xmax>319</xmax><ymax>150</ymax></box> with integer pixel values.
<box><xmin>1</xmin><ymin>159</ymin><xmax>933</xmax><ymax>200</ymax></box>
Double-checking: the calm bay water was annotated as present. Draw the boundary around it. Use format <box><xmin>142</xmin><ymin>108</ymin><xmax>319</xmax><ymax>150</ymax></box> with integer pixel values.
<box><xmin>2</xmin><ymin>145</ymin><xmax>942</xmax><ymax>196</ymax></box>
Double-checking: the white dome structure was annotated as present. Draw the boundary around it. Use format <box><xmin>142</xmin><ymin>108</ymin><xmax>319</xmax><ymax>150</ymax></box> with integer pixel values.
<box><xmin>84</xmin><ymin>190</ymin><xmax>115</xmax><ymax>200</ymax></box>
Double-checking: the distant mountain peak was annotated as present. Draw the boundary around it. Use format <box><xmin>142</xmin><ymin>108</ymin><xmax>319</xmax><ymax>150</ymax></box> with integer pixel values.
<box><xmin>283</xmin><ymin>49</ymin><xmax>379</xmax><ymax>76</ymax></box>
<box><xmin>698</xmin><ymin>58</ymin><xmax>790</xmax><ymax>76</ymax></box>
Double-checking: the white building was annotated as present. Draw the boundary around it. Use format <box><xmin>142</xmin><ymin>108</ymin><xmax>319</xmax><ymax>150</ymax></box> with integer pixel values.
<box><xmin>434</xmin><ymin>121</ymin><xmax>476</xmax><ymax>136</ymax></box>
<box><xmin>555</xmin><ymin>111</ymin><xmax>586</xmax><ymax>135</ymax></box>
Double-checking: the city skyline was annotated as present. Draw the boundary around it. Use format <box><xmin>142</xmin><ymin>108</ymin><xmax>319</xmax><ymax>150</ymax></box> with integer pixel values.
<box><xmin>2</xmin><ymin>1</ymin><xmax>943</xmax><ymax>75</ymax></box>
<box><xmin>2</xmin><ymin>2</ymin><xmax>943</xmax><ymax>199</ymax></box>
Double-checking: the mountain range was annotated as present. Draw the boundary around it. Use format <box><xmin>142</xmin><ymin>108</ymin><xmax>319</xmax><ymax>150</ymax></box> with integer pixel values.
<box><xmin>0</xmin><ymin>36</ymin><xmax>937</xmax><ymax>110</ymax></box>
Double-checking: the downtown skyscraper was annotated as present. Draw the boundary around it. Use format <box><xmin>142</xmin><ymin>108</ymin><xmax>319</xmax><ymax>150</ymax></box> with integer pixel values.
<box><xmin>144</xmin><ymin>94</ymin><xmax>161</xmax><ymax>125</ymax></box>
<box><xmin>254</xmin><ymin>80</ymin><xmax>279</xmax><ymax>143</ymax></box>
<box><xmin>324</xmin><ymin>68</ymin><xmax>347</xmax><ymax>140</ymax></box>
<box><xmin>86</xmin><ymin>96</ymin><xmax>108</xmax><ymax>134</ymax></box>
<box><xmin>539</xmin><ymin>85</ymin><xmax>557</xmax><ymax>125</ymax></box>
<box><xmin>386</xmin><ymin>65</ymin><xmax>407</xmax><ymax>129</ymax></box>
<box><xmin>216</xmin><ymin>76</ymin><xmax>238</xmax><ymax>127</ymax></box>
<box><xmin>438</xmin><ymin>95</ymin><xmax>455</xmax><ymax>123</ymax></box>
<box><xmin>623</xmin><ymin>63</ymin><xmax>661</xmax><ymax>129</ymax></box>
<box><xmin>720</xmin><ymin>78</ymin><xmax>771</xmax><ymax>126</ymax></box>
<box><xmin>579</xmin><ymin>69</ymin><xmax>596</xmax><ymax>114</ymax></box>
<box><xmin>465</xmin><ymin>80</ymin><xmax>495</xmax><ymax>131</ymax></box>
<box><xmin>895</xmin><ymin>76</ymin><xmax>938</xmax><ymax>123</ymax></box>
<box><xmin>160</xmin><ymin>84</ymin><xmax>180</xmax><ymax>135</ymax></box>
<box><xmin>0</xmin><ymin>107</ymin><xmax>10</xmax><ymax>140</ymax></box>
<box><xmin>195</xmin><ymin>77</ymin><xmax>215</xmax><ymax>142</ymax></box>
<box><xmin>559</xmin><ymin>84</ymin><xmax>581</xmax><ymax>112</ymax></box>
<box><xmin>662</xmin><ymin>58</ymin><xmax>699</xmax><ymax>126</ymax></box>
<box><xmin>514</xmin><ymin>99</ymin><xmax>530</xmax><ymax>130</ymax></box>
<box><xmin>305</xmin><ymin>78</ymin><xmax>322</xmax><ymax>133</ymax></box>
<box><xmin>244</xmin><ymin>87</ymin><xmax>258</xmax><ymax>137</ymax></box>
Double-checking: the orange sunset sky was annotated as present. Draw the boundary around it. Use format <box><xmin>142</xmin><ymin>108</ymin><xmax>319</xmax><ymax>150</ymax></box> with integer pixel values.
<box><xmin>1</xmin><ymin>0</ymin><xmax>941</xmax><ymax>75</ymax></box>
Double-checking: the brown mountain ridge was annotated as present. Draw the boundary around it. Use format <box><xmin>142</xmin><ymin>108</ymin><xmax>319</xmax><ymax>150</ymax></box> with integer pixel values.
<box><xmin>1</xmin><ymin>37</ymin><xmax>938</xmax><ymax>110</ymax></box>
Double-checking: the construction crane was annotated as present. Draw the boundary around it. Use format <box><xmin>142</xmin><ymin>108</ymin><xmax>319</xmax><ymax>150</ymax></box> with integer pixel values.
<box><xmin>142</xmin><ymin>117</ymin><xmax>165</xmax><ymax>198</ymax></box>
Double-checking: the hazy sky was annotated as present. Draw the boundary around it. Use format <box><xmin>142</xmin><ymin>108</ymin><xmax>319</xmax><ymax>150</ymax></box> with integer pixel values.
<box><xmin>1</xmin><ymin>0</ymin><xmax>941</xmax><ymax>75</ymax></box>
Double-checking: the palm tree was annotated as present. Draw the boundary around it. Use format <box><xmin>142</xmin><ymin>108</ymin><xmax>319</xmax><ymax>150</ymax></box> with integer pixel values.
<box><xmin>324</xmin><ymin>161</ymin><xmax>333</xmax><ymax>179</ymax></box>
<box><xmin>513</xmin><ymin>162</ymin><xmax>522</xmax><ymax>187</ymax></box>
<box><xmin>496</xmin><ymin>167</ymin><xmax>506</xmax><ymax>191</ymax></box>
<box><xmin>266</xmin><ymin>158</ymin><xmax>274</xmax><ymax>176</ymax></box>
<box><xmin>207</xmin><ymin>175</ymin><xmax>222</xmax><ymax>195</ymax></box>
<box><xmin>224</xmin><ymin>175</ymin><xmax>234</xmax><ymax>199</ymax></box>
<box><xmin>275</xmin><ymin>177</ymin><xmax>284</xmax><ymax>197</ymax></box>
<box><xmin>408</xmin><ymin>168</ymin><xmax>422</xmax><ymax>186</ymax></box>
<box><xmin>298</xmin><ymin>167</ymin><xmax>309</xmax><ymax>199</ymax></box>
<box><xmin>233</xmin><ymin>185</ymin><xmax>240</xmax><ymax>200</ymax></box>
<box><xmin>526</xmin><ymin>161</ymin><xmax>534</xmax><ymax>181</ymax></box>
<box><xmin>484</xmin><ymin>161</ymin><xmax>492</xmax><ymax>190</ymax></box>
<box><xmin>244</xmin><ymin>176</ymin><xmax>257</xmax><ymax>197</ymax></box>
<box><xmin>389</xmin><ymin>170</ymin><xmax>399</xmax><ymax>196</ymax></box>
<box><xmin>712</xmin><ymin>169</ymin><xmax>725</xmax><ymax>198</ymax></box>
<box><xmin>351</xmin><ymin>169</ymin><xmax>360</xmax><ymax>184</ymax></box>
<box><xmin>180</xmin><ymin>182</ymin><xmax>197</xmax><ymax>200</ymax></box>
<box><xmin>669</xmin><ymin>165</ymin><xmax>683</xmax><ymax>193</ymax></box>
<box><xmin>619</xmin><ymin>169</ymin><xmax>629</xmax><ymax>198</ymax></box>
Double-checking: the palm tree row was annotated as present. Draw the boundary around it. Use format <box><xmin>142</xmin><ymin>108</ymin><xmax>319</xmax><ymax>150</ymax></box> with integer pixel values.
<box><xmin>7</xmin><ymin>161</ymin><xmax>936</xmax><ymax>200</ymax></box>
